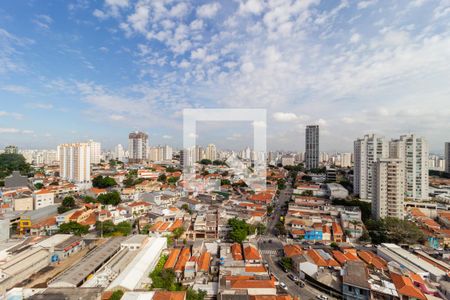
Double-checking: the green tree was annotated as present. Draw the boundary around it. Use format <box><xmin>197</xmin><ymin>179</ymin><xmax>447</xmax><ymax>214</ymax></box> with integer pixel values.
<box><xmin>59</xmin><ymin>222</ymin><xmax>89</xmax><ymax>236</ymax></box>
<box><xmin>97</xmin><ymin>191</ymin><xmax>121</xmax><ymax>206</ymax></box>
<box><xmin>84</xmin><ymin>196</ymin><xmax>97</xmax><ymax>203</ymax></box>
<box><xmin>199</xmin><ymin>159</ymin><xmax>212</xmax><ymax>165</ymax></box>
<box><xmin>228</xmin><ymin>218</ymin><xmax>253</xmax><ymax>243</ymax></box>
<box><xmin>34</xmin><ymin>183</ymin><xmax>44</xmax><ymax>189</ymax></box>
<box><xmin>275</xmin><ymin>222</ymin><xmax>287</xmax><ymax>236</ymax></box>
<box><xmin>110</xmin><ymin>290</ymin><xmax>124</xmax><ymax>300</ymax></box>
<box><xmin>62</xmin><ymin>196</ymin><xmax>76</xmax><ymax>208</ymax></box>
<box><xmin>255</xmin><ymin>223</ymin><xmax>266</xmax><ymax>235</ymax></box>
<box><xmin>167</xmin><ymin>176</ymin><xmax>179</xmax><ymax>184</ymax></box>
<box><xmin>158</xmin><ymin>174</ymin><xmax>167</xmax><ymax>182</ymax></box>
<box><xmin>115</xmin><ymin>221</ymin><xmax>132</xmax><ymax>236</ymax></box>
<box><xmin>92</xmin><ymin>175</ymin><xmax>117</xmax><ymax>188</ymax></box>
<box><xmin>95</xmin><ymin>220</ymin><xmax>116</xmax><ymax>236</ymax></box>
<box><xmin>172</xmin><ymin>227</ymin><xmax>185</xmax><ymax>239</ymax></box>
<box><xmin>279</xmin><ymin>257</ymin><xmax>293</xmax><ymax>271</ymax></box>
<box><xmin>0</xmin><ymin>153</ymin><xmax>31</xmax><ymax>178</ymax></box>
<box><xmin>187</xmin><ymin>289</ymin><xmax>207</xmax><ymax>300</ymax></box>
<box><xmin>277</xmin><ymin>178</ymin><xmax>286</xmax><ymax>190</ymax></box>
<box><xmin>213</xmin><ymin>160</ymin><xmax>223</xmax><ymax>165</ymax></box>
<box><xmin>301</xmin><ymin>190</ymin><xmax>313</xmax><ymax>197</ymax></box>
<box><xmin>221</xmin><ymin>179</ymin><xmax>231</xmax><ymax>186</ymax></box>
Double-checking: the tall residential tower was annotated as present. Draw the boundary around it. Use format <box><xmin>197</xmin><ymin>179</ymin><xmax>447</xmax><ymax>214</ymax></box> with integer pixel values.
<box><xmin>128</xmin><ymin>131</ymin><xmax>148</xmax><ymax>163</ymax></box>
<box><xmin>354</xmin><ymin>134</ymin><xmax>389</xmax><ymax>201</ymax></box>
<box><xmin>305</xmin><ymin>125</ymin><xmax>319</xmax><ymax>170</ymax></box>
<box><xmin>58</xmin><ymin>143</ymin><xmax>91</xmax><ymax>184</ymax></box>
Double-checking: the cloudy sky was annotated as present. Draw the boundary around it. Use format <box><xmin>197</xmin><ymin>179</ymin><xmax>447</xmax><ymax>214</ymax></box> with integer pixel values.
<box><xmin>0</xmin><ymin>0</ymin><xmax>449</xmax><ymax>152</ymax></box>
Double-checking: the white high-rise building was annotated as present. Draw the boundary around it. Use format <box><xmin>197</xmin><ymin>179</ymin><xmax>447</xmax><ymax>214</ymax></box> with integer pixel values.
<box><xmin>389</xmin><ymin>134</ymin><xmax>429</xmax><ymax>200</ymax></box>
<box><xmin>128</xmin><ymin>131</ymin><xmax>148</xmax><ymax>163</ymax></box>
<box><xmin>206</xmin><ymin>144</ymin><xmax>217</xmax><ymax>161</ymax></box>
<box><xmin>88</xmin><ymin>140</ymin><xmax>101</xmax><ymax>164</ymax></box>
<box><xmin>446</xmin><ymin>142</ymin><xmax>450</xmax><ymax>173</ymax></box>
<box><xmin>340</xmin><ymin>152</ymin><xmax>352</xmax><ymax>168</ymax></box>
<box><xmin>59</xmin><ymin>143</ymin><xmax>91</xmax><ymax>184</ymax></box>
<box><xmin>163</xmin><ymin>145</ymin><xmax>173</xmax><ymax>160</ymax></box>
<box><xmin>114</xmin><ymin>144</ymin><xmax>125</xmax><ymax>161</ymax></box>
<box><xmin>354</xmin><ymin>134</ymin><xmax>389</xmax><ymax>201</ymax></box>
<box><xmin>372</xmin><ymin>158</ymin><xmax>405</xmax><ymax>220</ymax></box>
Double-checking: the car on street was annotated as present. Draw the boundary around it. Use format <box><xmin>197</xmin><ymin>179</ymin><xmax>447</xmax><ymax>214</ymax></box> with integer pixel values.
<box><xmin>279</xmin><ymin>282</ymin><xmax>288</xmax><ymax>290</ymax></box>
<box><xmin>316</xmin><ymin>295</ymin><xmax>328</xmax><ymax>300</ymax></box>
<box><xmin>287</xmin><ymin>273</ymin><xmax>299</xmax><ymax>282</ymax></box>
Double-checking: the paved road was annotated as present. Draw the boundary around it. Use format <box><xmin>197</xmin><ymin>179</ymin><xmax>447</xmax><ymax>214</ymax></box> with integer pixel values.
<box><xmin>267</xmin><ymin>184</ymin><xmax>292</xmax><ymax>235</ymax></box>
<box><xmin>261</xmin><ymin>251</ymin><xmax>332</xmax><ymax>300</ymax></box>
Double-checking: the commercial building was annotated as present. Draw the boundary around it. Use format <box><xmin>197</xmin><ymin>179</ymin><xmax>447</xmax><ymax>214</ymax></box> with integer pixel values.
<box><xmin>107</xmin><ymin>237</ymin><xmax>167</xmax><ymax>291</ymax></box>
<box><xmin>377</xmin><ymin>243</ymin><xmax>446</xmax><ymax>282</ymax></box>
<box><xmin>33</xmin><ymin>189</ymin><xmax>55</xmax><ymax>210</ymax></box>
<box><xmin>206</xmin><ymin>144</ymin><xmax>217</xmax><ymax>161</ymax></box>
<box><xmin>390</xmin><ymin>134</ymin><xmax>429</xmax><ymax>200</ymax></box>
<box><xmin>354</xmin><ymin>134</ymin><xmax>389</xmax><ymax>201</ymax></box>
<box><xmin>445</xmin><ymin>142</ymin><xmax>450</xmax><ymax>173</ymax></box>
<box><xmin>0</xmin><ymin>247</ymin><xmax>51</xmax><ymax>294</ymax></box>
<box><xmin>128</xmin><ymin>131</ymin><xmax>148</xmax><ymax>163</ymax></box>
<box><xmin>49</xmin><ymin>237</ymin><xmax>126</xmax><ymax>288</ymax></box>
<box><xmin>87</xmin><ymin>140</ymin><xmax>101</xmax><ymax>165</ymax></box>
<box><xmin>372</xmin><ymin>158</ymin><xmax>405</xmax><ymax>220</ymax></box>
<box><xmin>305</xmin><ymin>125</ymin><xmax>319</xmax><ymax>170</ymax></box>
<box><xmin>58</xmin><ymin>143</ymin><xmax>91</xmax><ymax>184</ymax></box>
<box><xmin>114</xmin><ymin>144</ymin><xmax>126</xmax><ymax>161</ymax></box>
<box><xmin>4</xmin><ymin>145</ymin><xmax>18</xmax><ymax>154</ymax></box>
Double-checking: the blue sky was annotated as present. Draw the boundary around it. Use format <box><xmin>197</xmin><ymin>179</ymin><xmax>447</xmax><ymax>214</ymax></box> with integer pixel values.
<box><xmin>0</xmin><ymin>0</ymin><xmax>449</xmax><ymax>152</ymax></box>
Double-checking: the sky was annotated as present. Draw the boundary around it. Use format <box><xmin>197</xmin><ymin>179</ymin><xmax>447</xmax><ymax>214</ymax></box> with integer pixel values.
<box><xmin>0</xmin><ymin>0</ymin><xmax>449</xmax><ymax>152</ymax></box>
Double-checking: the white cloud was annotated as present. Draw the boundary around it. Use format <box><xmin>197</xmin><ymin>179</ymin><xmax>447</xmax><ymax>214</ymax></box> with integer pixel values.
<box><xmin>110</xmin><ymin>114</ymin><xmax>125</xmax><ymax>121</ymax></box>
<box><xmin>197</xmin><ymin>2</ymin><xmax>221</xmax><ymax>18</ymax></box>
<box><xmin>1</xmin><ymin>85</ymin><xmax>29</xmax><ymax>94</ymax></box>
<box><xmin>0</xmin><ymin>111</ymin><xmax>23</xmax><ymax>119</ymax></box>
<box><xmin>33</xmin><ymin>14</ymin><xmax>53</xmax><ymax>30</ymax></box>
<box><xmin>106</xmin><ymin>0</ymin><xmax>128</xmax><ymax>8</ymax></box>
<box><xmin>27</xmin><ymin>102</ymin><xmax>54</xmax><ymax>110</ymax></box>
<box><xmin>357</xmin><ymin>0</ymin><xmax>378</xmax><ymax>9</ymax></box>
<box><xmin>350</xmin><ymin>33</ymin><xmax>361</xmax><ymax>44</ymax></box>
<box><xmin>0</xmin><ymin>128</ymin><xmax>19</xmax><ymax>133</ymax></box>
<box><xmin>162</xmin><ymin>135</ymin><xmax>172</xmax><ymax>139</ymax></box>
<box><xmin>273</xmin><ymin>112</ymin><xmax>298</xmax><ymax>122</ymax></box>
<box><xmin>93</xmin><ymin>9</ymin><xmax>108</xmax><ymax>20</ymax></box>
<box><xmin>239</xmin><ymin>0</ymin><xmax>265</xmax><ymax>15</ymax></box>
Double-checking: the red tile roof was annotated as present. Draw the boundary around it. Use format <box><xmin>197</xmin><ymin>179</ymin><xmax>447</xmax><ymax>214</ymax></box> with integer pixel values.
<box><xmin>231</xmin><ymin>243</ymin><xmax>243</xmax><ymax>260</ymax></box>
<box><xmin>390</xmin><ymin>272</ymin><xmax>426</xmax><ymax>300</ymax></box>
<box><xmin>244</xmin><ymin>244</ymin><xmax>261</xmax><ymax>261</ymax></box>
<box><xmin>174</xmin><ymin>247</ymin><xmax>191</xmax><ymax>272</ymax></box>
<box><xmin>164</xmin><ymin>248</ymin><xmax>181</xmax><ymax>269</ymax></box>
<box><xmin>197</xmin><ymin>251</ymin><xmax>211</xmax><ymax>272</ymax></box>
<box><xmin>284</xmin><ymin>244</ymin><xmax>303</xmax><ymax>258</ymax></box>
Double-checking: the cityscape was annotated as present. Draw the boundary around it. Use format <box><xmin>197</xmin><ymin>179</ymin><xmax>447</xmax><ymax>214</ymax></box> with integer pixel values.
<box><xmin>1</xmin><ymin>1</ymin><xmax>450</xmax><ymax>300</ymax></box>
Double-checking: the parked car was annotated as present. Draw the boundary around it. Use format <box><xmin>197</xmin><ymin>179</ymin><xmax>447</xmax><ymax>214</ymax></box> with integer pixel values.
<box><xmin>316</xmin><ymin>295</ymin><xmax>328</xmax><ymax>300</ymax></box>
<box><xmin>287</xmin><ymin>273</ymin><xmax>299</xmax><ymax>282</ymax></box>
<box><xmin>279</xmin><ymin>282</ymin><xmax>288</xmax><ymax>290</ymax></box>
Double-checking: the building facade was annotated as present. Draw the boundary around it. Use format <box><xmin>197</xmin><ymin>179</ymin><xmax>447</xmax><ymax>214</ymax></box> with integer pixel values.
<box><xmin>446</xmin><ymin>142</ymin><xmax>450</xmax><ymax>173</ymax></box>
<box><xmin>128</xmin><ymin>131</ymin><xmax>148</xmax><ymax>163</ymax></box>
<box><xmin>305</xmin><ymin>125</ymin><xmax>319</xmax><ymax>170</ymax></box>
<box><xmin>58</xmin><ymin>143</ymin><xmax>91</xmax><ymax>184</ymax></box>
<box><xmin>389</xmin><ymin>134</ymin><xmax>428</xmax><ymax>200</ymax></box>
<box><xmin>372</xmin><ymin>158</ymin><xmax>405</xmax><ymax>220</ymax></box>
<box><xmin>88</xmin><ymin>140</ymin><xmax>101</xmax><ymax>164</ymax></box>
<box><xmin>354</xmin><ymin>134</ymin><xmax>389</xmax><ymax>201</ymax></box>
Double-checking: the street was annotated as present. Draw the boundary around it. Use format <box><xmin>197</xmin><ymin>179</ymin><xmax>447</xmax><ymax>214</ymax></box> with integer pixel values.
<box><xmin>260</xmin><ymin>182</ymin><xmax>341</xmax><ymax>299</ymax></box>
